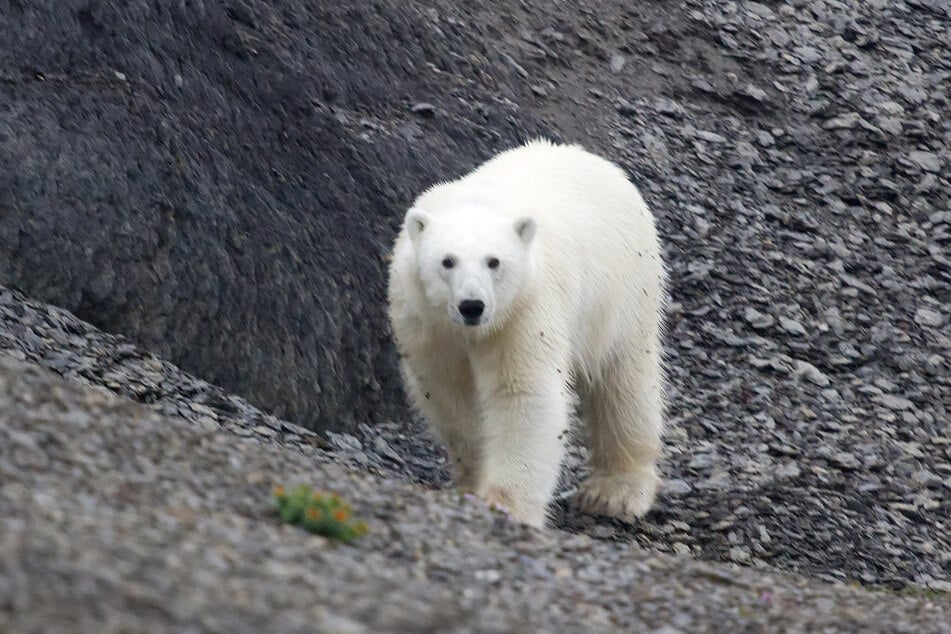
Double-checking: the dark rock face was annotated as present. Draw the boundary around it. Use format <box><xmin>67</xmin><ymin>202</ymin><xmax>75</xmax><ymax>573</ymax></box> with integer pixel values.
<box><xmin>0</xmin><ymin>1</ymin><xmax>547</xmax><ymax>430</ymax></box>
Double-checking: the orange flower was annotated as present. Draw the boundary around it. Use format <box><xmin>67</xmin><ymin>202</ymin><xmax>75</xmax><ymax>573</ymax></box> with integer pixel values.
<box><xmin>333</xmin><ymin>509</ymin><xmax>349</xmax><ymax>522</ymax></box>
<box><xmin>273</xmin><ymin>486</ymin><xmax>286</xmax><ymax>497</ymax></box>
<box><xmin>307</xmin><ymin>508</ymin><xmax>321</xmax><ymax>520</ymax></box>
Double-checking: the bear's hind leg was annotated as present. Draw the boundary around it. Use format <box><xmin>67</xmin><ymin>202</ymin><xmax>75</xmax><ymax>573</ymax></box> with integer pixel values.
<box><xmin>575</xmin><ymin>349</ymin><xmax>664</xmax><ymax>522</ymax></box>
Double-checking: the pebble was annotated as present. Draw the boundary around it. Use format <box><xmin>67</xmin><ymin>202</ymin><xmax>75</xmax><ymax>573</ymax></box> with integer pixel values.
<box><xmin>409</xmin><ymin>102</ymin><xmax>437</xmax><ymax>117</ymax></box>
<box><xmin>779</xmin><ymin>316</ymin><xmax>807</xmax><ymax>336</ymax></box>
<box><xmin>775</xmin><ymin>462</ymin><xmax>802</xmax><ymax>479</ymax></box>
<box><xmin>822</xmin><ymin>113</ymin><xmax>863</xmax><ymax>129</ymax></box>
<box><xmin>694</xmin><ymin>130</ymin><xmax>728</xmax><ymax>144</ymax></box>
<box><xmin>906</xmin><ymin>150</ymin><xmax>942</xmax><ymax>173</ymax></box>
<box><xmin>914</xmin><ymin>307</ymin><xmax>946</xmax><ymax>328</ymax></box>
<box><xmin>609</xmin><ymin>53</ymin><xmax>626</xmax><ymax>74</ymax></box>
<box><xmin>879</xmin><ymin>394</ymin><xmax>914</xmax><ymax>411</ymax></box>
<box><xmin>655</xmin><ymin>97</ymin><xmax>686</xmax><ymax>118</ymax></box>
<box><xmin>729</xmin><ymin>546</ymin><xmax>752</xmax><ymax>563</ymax></box>
<box><xmin>664</xmin><ymin>479</ymin><xmax>693</xmax><ymax>495</ymax></box>
<box><xmin>738</xmin><ymin>84</ymin><xmax>769</xmax><ymax>102</ymax></box>
<box><xmin>830</xmin><ymin>452</ymin><xmax>861</xmax><ymax>470</ymax></box>
<box><xmin>744</xmin><ymin>307</ymin><xmax>775</xmax><ymax>329</ymax></box>
<box><xmin>793</xmin><ymin>360</ymin><xmax>831</xmax><ymax>387</ymax></box>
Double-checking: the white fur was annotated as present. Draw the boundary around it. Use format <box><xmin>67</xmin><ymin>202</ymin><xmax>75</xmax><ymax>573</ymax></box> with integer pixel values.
<box><xmin>387</xmin><ymin>139</ymin><xmax>667</xmax><ymax>528</ymax></box>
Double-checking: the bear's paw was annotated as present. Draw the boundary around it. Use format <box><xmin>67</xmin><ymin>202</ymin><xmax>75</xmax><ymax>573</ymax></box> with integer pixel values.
<box><xmin>575</xmin><ymin>471</ymin><xmax>660</xmax><ymax>523</ymax></box>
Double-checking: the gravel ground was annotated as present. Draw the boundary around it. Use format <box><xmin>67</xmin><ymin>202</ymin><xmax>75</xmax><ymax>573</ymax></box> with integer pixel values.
<box><xmin>1</xmin><ymin>278</ymin><xmax>949</xmax><ymax>631</ymax></box>
<box><xmin>2</xmin><ymin>0</ymin><xmax>950</xmax><ymax>629</ymax></box>
<box><xmin>430</xmin><ymin>0</ymin><xmax>951</xmax><ymax>591</ymax></box>
<box><xmin>2</xmin><ymin>354</ymin><xmax>949</xmax><ymax>633</ymax></box>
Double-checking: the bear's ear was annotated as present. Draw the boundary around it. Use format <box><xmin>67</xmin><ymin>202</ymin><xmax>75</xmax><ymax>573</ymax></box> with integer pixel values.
<box><xmin>514</xmin><ymin>216</ymin><xmax>536</xmax><ymax>245</ymax></box>
<box><xmin>405</xmin><ymin>207</ymin><xmax>430</xmax><ymax>245</ymax></box>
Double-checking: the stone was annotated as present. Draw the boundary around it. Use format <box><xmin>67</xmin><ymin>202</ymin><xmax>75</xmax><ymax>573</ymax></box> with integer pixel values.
<box><xmin>879</xmin><ymin>394</ymin><xmax>914</xmax><ymax>411</ymax></box>
<box><xmin>609</xmin><ymin>53</ymin><xmax>627</xmax><ymax>74</ymax></box>
<box><xmin>410</xmin><ymin>102</ymin><xmax>437</xmax><ymax>117</ymax></box>
<box><xmin>729</xmin><ymin>546</ymin><xmax>752</xmax><ymax>563</ymax></box>
<box><xmin>664</xmin><ymin>479</ymin><xmax>693</xmax><ymax>495</ymax></box>
<box><xmin>779</xmin><ymin>317</ymin><xmax>807</xmax><ymax>336</ymax></box>
<box><xmin>737</xmin><ymin>84</ymin><xmax>769</xmax><ymax>102</ymax></box>
<box><xmin>695</xmin><ymin>130</ymin><xmax>728</xmax><ymax>144</ymax></box>
<box><xmin>822</xmin><ymin>113</ymin><xmax>864</xmax><ymax>130</ymax></box>
<box><xmin>914</xmin><ymin>307</ymin><xmax>946</xmax><ymax>328</ymax></box>
<box><xmin>907</xmin><ymin>151</ymin><xmax>942</xmax><ymax>173</ymax></box>
<box><xmin>793</xmin><ymin>360</ymin><xmax>831</xmax><ymax>387</ymax></box>
<box><xmin>744</xmin><ymin>308</ymin><xmax>776</xmax><ymax>329</ymax></box>
<box><xmin>655</xmin><ymin>97</ymin><xmax>686</xmax><ymax>118</ymax></box>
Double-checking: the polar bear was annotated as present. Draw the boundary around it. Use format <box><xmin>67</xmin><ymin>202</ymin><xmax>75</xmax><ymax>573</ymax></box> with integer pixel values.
<box><xmin>387</xmin><ymin>139</ymin><xmax>667</xmax><ymax>528</ymax></box>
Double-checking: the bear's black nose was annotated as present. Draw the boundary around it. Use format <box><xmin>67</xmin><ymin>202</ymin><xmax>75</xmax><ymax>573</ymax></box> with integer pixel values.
<box><xmin>459</xmin><ymin>299</ymin><xmax>485</xmax><ymax>323</ymax></box>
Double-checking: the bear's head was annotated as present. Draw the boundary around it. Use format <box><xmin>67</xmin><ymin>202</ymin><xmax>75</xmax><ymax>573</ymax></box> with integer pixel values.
<box><xmin>404</xmin><ymin>205</ymin><xmax>536</xmax><ymax>329</ymax></box>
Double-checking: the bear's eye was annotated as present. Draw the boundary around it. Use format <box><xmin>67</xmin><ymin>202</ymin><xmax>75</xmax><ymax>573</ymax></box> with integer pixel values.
<box><xmin>487</xmin><ymin>257</ymin><xmax>500</xmax><ymax>270</ymax></box>
<box><xmin>441</xmin><ymin>256</ymin><xmax>455</xmax><ymax>269</ymax></box>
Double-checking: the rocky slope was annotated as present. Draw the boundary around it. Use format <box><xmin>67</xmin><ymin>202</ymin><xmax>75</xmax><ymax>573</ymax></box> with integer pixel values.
<box><xmin>1</xmin><ymin>0</ymin><xmax>949</xmax><ymax>629</ymax></box>
<box><xmin>2</xmin><ymin>313</ymin><xmax>949</xmax><ymax>632</ymax></box>
<box><xmin>2</xmin><ymin>278</ymin><xmax>949</xmax><ymax>630</ymax></box>
<box><xmin>0</xmin><ymin>0</ymin><xmax>552</xmax><ymax>431</ymax></box>
<box><xmin>4</xmin><ymin>1</ymin><xmax>945</xmax><ymax>438</ymax></box>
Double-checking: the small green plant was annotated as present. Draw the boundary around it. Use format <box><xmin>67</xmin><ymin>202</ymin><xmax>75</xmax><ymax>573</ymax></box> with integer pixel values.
<box><xmin>274</xmin><ymin>484</ymin><xmax>369</xmax><ymax>543</ymax></box>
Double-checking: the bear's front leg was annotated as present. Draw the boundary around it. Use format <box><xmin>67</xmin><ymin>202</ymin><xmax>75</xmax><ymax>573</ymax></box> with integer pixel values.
<box><xmin>400</xmin><ymin>358</ymin><xmax>481</xmax><ymax>491</ymax></box>
<box><xmin>471</xmin><ymin>348</ymin><xmax>570</xmax><ymax>528</ymax></box>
